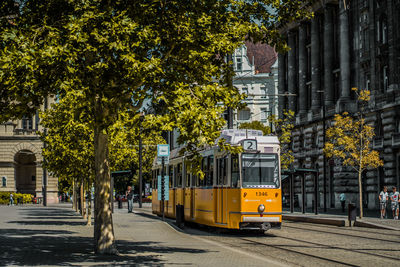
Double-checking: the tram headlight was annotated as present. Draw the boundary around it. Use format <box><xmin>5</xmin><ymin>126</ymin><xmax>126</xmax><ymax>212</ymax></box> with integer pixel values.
<box><xmin>258</xmin><ymin>204</ymin><xmax>265</xmax><ymax>214</ymax></box>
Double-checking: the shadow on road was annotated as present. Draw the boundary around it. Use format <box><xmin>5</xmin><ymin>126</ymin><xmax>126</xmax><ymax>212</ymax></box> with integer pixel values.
<box><xmin>0</xmin><ymin>206</ymin><xmax>209</xmax><ymax>266</ymax></box>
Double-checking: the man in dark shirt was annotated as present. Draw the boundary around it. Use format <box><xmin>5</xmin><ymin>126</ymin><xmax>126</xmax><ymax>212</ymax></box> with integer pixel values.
<box><xmin>126</xmin><ymin>186</ymin><xmax>134</xmax><ymax>213</ymax></box>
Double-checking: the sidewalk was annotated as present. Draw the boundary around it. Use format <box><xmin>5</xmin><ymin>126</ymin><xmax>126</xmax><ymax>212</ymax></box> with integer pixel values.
<box><xmin>0</xmin><ymin>203</ymin><xmax>285</xmax><ymax>266</ymax></box>
<box><xmin>282</xmin><ymin>210</ymin><xmax>400</xmax><ymax>230</ymax></box>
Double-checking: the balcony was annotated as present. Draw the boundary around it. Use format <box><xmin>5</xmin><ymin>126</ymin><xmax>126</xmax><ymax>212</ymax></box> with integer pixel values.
<box><xmin>392</xmin><ymin>133</ymin><xmax>400</xmax><ymax>147</ymax></box>
<box><xmin>373</xmin><ymin>136</ymin><xmax>383</xmax><ymax>149</ymax></box>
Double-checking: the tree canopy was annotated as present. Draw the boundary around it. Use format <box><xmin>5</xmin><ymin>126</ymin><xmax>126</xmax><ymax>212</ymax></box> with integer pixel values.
<box><xmin>1</xmin><ymin>0</ymin><xmax>310</xmax><ymax>254</ymax></box>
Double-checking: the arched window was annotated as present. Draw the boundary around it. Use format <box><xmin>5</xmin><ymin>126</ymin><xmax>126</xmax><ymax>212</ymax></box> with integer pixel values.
<box><xmin>2</xmin><ymin>177</ymin><xmax>6</xmax><ymax>187</ymax></box>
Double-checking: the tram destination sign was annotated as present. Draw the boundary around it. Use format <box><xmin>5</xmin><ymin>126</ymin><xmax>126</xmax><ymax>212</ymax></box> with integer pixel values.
<box><xmin>242</xmin><ymin>139</ymin><xmax>257</xmax><ymax>151</ymax></box>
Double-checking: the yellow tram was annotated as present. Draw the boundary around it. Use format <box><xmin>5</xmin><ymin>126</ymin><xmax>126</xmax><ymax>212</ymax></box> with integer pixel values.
<box><xmin>152</xmin><ymin>129</ymin><xmax>282</xmax><ymax>231</ymax></box>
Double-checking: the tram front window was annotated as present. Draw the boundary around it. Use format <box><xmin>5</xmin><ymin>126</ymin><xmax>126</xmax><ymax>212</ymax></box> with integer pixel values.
<box><xmin>242</xmin><ymin>153</ymin><xmax>279</xmax><ymax>188</ymax></box>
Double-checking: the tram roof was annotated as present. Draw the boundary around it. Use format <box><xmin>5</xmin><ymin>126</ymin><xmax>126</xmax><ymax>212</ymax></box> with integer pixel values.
<box><xmin>218</xmin><ymin>129</ymin><xmax>279</xmax><ymax>145</ymax></box>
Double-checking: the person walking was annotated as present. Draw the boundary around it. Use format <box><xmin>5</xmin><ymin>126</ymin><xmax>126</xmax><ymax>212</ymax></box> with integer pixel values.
<box><xmin>339</xmin><ymin>192</ymin><xmax>346</xmax><ymax>213</ymax></box>
<box><xmin>9</xmin><ymin>193</ymin><xmax>14</xmax><ymax>206</ymax></box>
<box><xmin>379</xmin><ymin>186</ymin><xmax>389</xmax><ymax>219</ymax></box>
<box><xmin>391</xmin><ymin>186</ymin><xmax>399</xmax><ymax>220</ymax></box>
<box><xmin>126</xmin><ymin>186</ymin><xmax>134</xmax><ymax>213</ymax></box>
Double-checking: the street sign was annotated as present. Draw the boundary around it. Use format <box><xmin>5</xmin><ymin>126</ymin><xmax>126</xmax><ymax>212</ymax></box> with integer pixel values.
<box><xmin>157</xmin><ymin>144</ymin><xmax>170</xmax><ymax>157</ymax></box>
<box><xmin>156</xmin><ymin>156</ymin><xmax>169</xmax><ymax>165</ymax></box>
<box><xmin>157</xmin><ymin>175</ymin><xmax>169</xmax><ymax>201</ymax></box>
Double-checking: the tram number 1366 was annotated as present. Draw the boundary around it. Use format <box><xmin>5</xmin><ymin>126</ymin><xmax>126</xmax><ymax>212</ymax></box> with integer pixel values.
<box><xmin>256</xmin><ymin>192</ymin><xmax>268</xmax><ymax>196</ymax></box>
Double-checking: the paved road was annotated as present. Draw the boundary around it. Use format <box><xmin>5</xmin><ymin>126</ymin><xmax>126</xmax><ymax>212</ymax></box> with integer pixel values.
<box><xmin>0</xmin><ymin>204</ymin><xmax>283</xmax><ymax>266</ymax></box>
<box><xmin>181</xmin><ymin>220</ymin><xmax>400</xmax><ymax>267</ymax></box>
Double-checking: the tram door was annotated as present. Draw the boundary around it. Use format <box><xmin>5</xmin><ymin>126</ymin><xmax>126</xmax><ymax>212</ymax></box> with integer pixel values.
<box><xmin>216</xmin><ymin>157</ymin><xmax>227</xmax><ymax>224</ymax></box>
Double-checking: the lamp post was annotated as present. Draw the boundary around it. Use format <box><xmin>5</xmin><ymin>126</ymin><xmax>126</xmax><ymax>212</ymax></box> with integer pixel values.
<box><xmin>138</xmin><ymin>113</ymin><xmax>144</xmax><ymax>208</ymax></box>
<box><xmin>317</xmin><ymin>90</ymin><xmax>327</xmax><ymax>212</ymax></box>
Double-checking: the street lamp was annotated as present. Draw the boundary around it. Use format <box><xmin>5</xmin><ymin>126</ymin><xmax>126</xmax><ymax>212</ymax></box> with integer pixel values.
<box><xmin>138</xmin><ymin>112</ymin><xmax>144</xmax><ymax>208</ymax></box>
<box><xmin>317</xmin><ymin>90</ymin><xmax>327</xmax><ymax>212</ymax></box>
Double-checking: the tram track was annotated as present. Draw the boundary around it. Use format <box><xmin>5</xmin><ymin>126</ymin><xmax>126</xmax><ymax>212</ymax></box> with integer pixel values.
<box><xmin>182</xmin><ymin>221</ymin><xmax>400</xmax><ymax>267</ymax></box>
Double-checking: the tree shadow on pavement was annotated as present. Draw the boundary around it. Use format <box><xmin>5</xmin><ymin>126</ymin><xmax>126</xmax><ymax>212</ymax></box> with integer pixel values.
<box><xmin>0</xmin><ymin>228</ymin><xmax>209</xmax><ymax>266</ymax></box>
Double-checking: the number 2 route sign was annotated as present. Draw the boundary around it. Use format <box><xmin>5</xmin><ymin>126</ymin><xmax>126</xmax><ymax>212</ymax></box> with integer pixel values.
<box><xmin>157</xmin><ymin>144</ymin><xmax>170</xmax><ymax>157</ymax></box>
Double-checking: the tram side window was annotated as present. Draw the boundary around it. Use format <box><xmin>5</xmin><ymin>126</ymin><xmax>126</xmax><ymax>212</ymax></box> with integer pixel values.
<box><xmin>176</xmin><ymin>163</ymin><xmax>182</xmax><ymax>187</ymax></box>
<box><xmin>218</xmin><ymin>157</ymin><xmax>227</xmax><ymax>186</ymax></box>
<box><xmin>202</xmin><ymin>157</ymin><xmax>208</xmax><ymax>188</ymax></box>
<box><xmin>231</xmin><ymin>154</ymin><xmax>239</xmax><ymax>188</ymax></box>
<box><xmin>168</xmin><ymin>166</ymin><xmax>173</xmax><ymax>188</ymax></box>
<box><xmin>207</xmin><ymin>156</ymin><xmax>213</xmax><ymax>186</ymax></box>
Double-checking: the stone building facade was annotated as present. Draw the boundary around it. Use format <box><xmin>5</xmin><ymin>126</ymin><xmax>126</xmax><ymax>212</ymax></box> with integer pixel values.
<box><xmin>278</xmin><ymin>0</ymin><xmax>400</xmax><ymax>210</ymax></box>
<box><xmin>0</xmin><ymin>100</ymin><xmax>58</xmax><ymax>203</ymax></box>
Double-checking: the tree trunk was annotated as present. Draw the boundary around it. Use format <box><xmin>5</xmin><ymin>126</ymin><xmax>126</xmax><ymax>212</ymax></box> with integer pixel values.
<box><xmin>73</xmin><ymin>180</ymin><xmax>78</xmax><ymax>212</ymax></box>
<box><xmin>81</xmin><ymin>181</ymin><xmax>86</xmax><ymax>219</ymax></box>
<box><xmin>94</xmin><ymin>124</ymin><xmax>118</xmax><ymax>255</ymax></box>
<box><xmin>358</xmin><ymin>170</ymin><xmax>363</xmax><ymax>219</ymax></box>
<box><xmin>87</xmin><ymin>182</ymin><xmax>92</xmax><ymax>226</ymax></box>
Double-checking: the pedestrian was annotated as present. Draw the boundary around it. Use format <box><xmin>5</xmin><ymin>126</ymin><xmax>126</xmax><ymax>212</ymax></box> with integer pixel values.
<box><xmin>339</xmin><ymin>192</ymin><xmax>346</xmax><ymax>212</ymax></box>
<box><xmin>379</xmin><ymin>186</ymin><xmax>389</xmax><ymax>219</ymax></box>
<box><xmin>391</xmin><ymin>186</ymin><xmax>399</xmax><ymax>220</ymax></box>
<box><xmin>9</xmin><ymin>193</ymin><xmax>14</xmax><ymax>206</ymax></box>
<box><xmin>126</xmin><ymin>186</ymin><xmax>134</xmax><ymax>213</ymax></box>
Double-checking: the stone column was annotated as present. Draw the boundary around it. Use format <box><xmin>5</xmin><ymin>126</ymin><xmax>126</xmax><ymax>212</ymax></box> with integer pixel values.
<box><xmin>311</xmin><ymin>16</ymin><xmax>321</xmax><ymax>110</ymax></box>
<box><xmin>339</xmin><ymin>1</ymin><xmax>350</xmax><ymax>100</ymax></box>
<box><xmin>278</xmin><ymin>52</ymin><xmax>286</xmax><ymax>117</ymax></box>
<box><xmin>288</xmin><ymin>31</ymin><xmax>297</xmax><ymax>112</ymax></box>
<box><xmin>324</xmin><ymin>6</ymin><xmax>334</xmax><ymax>106</ymax></box>
<box><xmin>298</xmin><ymin>23</ymin><xmax>307</xmax><ymax>115</ymax></box>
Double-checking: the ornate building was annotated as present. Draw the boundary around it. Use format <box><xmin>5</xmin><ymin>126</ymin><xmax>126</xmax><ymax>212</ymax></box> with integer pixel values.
<box><xmin>0</xmin><ymin>99</ymin><xmax>58</xmax><ymax>203</ymax></box>
<box><xmin>278</xmin><ymin>0</ymin><xmax>400</xmax><ymax>210</ymax></box>
<box><xmin>233</xmin><ymin>45</ymin><xmax>278</xmax><ymax>128</ymax></box>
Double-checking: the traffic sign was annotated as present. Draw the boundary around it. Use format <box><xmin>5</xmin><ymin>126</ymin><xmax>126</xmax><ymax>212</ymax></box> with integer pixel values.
<box><xmin>157</xmin><ymin>144</ymin><xmax>170</xmax><ymax>157</ymax></box>
<box><xmin>157</xmin><ymin>175</ymin><xmax>169</xmax><ymax>201</ymax></box>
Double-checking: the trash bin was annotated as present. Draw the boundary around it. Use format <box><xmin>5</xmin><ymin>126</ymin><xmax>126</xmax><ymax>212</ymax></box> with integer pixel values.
<box><xmin>175</xmin><ymin>204</ymin><xmax>184</xmax><ymax>227</ymax></box>
<box><xmin>118</xmin><ymin>197</ymin><xmax>122</xmax><ymax>209</ymax></box>
<box><xmin>348</xmin><ymin>203</ymin><xmax>357</xmax><ymax>226</ymax></box>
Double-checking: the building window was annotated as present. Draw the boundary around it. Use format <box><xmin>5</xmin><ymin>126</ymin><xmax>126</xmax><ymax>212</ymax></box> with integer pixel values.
<box><xmin>2</xmin><ymin>177</ymin><xmax>6</xmax><ymax>187</ymax></box>
<box><xmin>236</xmin><ymin>57</ymin><xmax>242</xmax><ymax>71</ymax></box>
<box><xmin>238</xmin><ymin>109</ymin><xmax>251</xmax><ymax>121</ymax></box>
<box><xmin>22</xmin><ymin>116</ymin><xmax>33</xmax><ymax>130</ymax></box>
<box><xmin>382</xmin><ymin>18</ymin><xmax>388</xmax><ymax>44</ymax></box>
<box><xmin>260</xmin><ymin>108</ymin><xmax>268</xmax><ymax>122</ymax></box>
<box><xmin>260</xmin><ymin>86</ymin><xmax>267</xmax><ymax>98</ymax></box>
<box><xmin>383</xmin><ymin>66</ymin><xmax>388</xmax><ymax>92</ymax></box>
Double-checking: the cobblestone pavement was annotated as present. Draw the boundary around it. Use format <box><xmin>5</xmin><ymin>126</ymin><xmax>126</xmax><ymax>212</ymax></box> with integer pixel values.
<box><xmin>180</xmin><ymin>218</ymin><xmax>400</xmax><ymax>267</ymax></box>
<box><xmin>0</xmin><ymin>204</ymin><xmax>283</xmax><ymax>266</ymax></box>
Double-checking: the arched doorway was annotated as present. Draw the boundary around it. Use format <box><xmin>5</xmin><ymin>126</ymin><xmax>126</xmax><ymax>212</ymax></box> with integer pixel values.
<box><xmin>14</xmin><ymin>150</ymin><xmax>37</xmax><ymax>195</ymax></box>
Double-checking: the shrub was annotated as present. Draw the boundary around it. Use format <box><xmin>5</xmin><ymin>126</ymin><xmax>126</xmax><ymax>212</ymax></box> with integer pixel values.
<box><xmin>0</xmin><ymin>192</ymin><xmax>34</xmax><ymax>204</ymax></box>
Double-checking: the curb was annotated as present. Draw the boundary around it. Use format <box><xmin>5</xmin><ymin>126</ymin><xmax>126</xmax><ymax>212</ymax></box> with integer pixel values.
<box><xmin>353</xmin><ymin>220</ymin><xmax>400</xmax><ymax>231</ymax></box>
<box><xmin>283</xmin><ymin>215</ymin><xmax>346</xmax><ymax>227</ymax></box>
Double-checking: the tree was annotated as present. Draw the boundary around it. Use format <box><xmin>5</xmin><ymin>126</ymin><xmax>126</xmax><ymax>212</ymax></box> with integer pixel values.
<box><xmin>238</xmin><ymin>120</ymin><xmax>271</xmax><ymax>135</ymax></box>
<box><xmin>324</xmin><ymin>88</ymin><xmax>383</xmax><ymax>218</ymax></box>
<box><xmin>269</xmin><ymin>110</ymin><xmax>295</xmax><ymax>170</ymax></box>
<box><xmin>1</xmin><ymin>0</ymin><xmax>310</xmax><ymax>254</ymax></box>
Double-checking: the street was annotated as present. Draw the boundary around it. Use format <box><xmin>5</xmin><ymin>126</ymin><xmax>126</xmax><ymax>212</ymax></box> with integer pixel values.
<box><xmin>1</xmin><ymin>204</ymin><xmax>399</xmax><ymax>266</ymax></box>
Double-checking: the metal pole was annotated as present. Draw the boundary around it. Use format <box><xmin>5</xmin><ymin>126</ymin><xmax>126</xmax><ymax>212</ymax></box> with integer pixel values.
<box><xmin>314</xmin><ymin>172</ymin><xmax>318</xmax><ymax>215</ymax></box>
<box><xmin>290</xmin><ymin>173</ymin><xmax>294</xmax><ymax>213</ymax></box>
<box><xmin>227</xmin><ymin>54</ymin><xmax>233</xmax><ymax>129</ymax></box>
<box><xmin>139</xmin><ymin>131</ymin><xmax>143</xmax><ymax>208</ymax></box>
<box><xmin>161</xmin><ymin>157</ymin><xmax>165</xmax><ymax>221</ymax></box>
<box><xmin>110</xmin><ymin>175</ymin><xmax>114</xmax><ymax>213</ymax></box>
<box><xmin>322</xmin><ymin>93</ymin><xmax>327</xmax><ymax>212</ymax></box>
<box><xmin>302</xmin><ymin>174</ymin><xmax>305</xmax><ymax>214</ymax></box>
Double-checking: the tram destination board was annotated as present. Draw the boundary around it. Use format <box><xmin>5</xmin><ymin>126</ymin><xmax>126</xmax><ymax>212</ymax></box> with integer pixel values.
<box><xmin>157</xmin><ymin>175</ymin><xmax>169</xmax><ymax>201</ymax></box>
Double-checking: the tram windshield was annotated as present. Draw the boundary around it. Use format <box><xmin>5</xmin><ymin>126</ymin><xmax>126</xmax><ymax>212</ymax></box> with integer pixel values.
<box><xmin>242</xmin><ymin>153</ymin><xmax>279</xmax><ymax>188</ymax></box>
